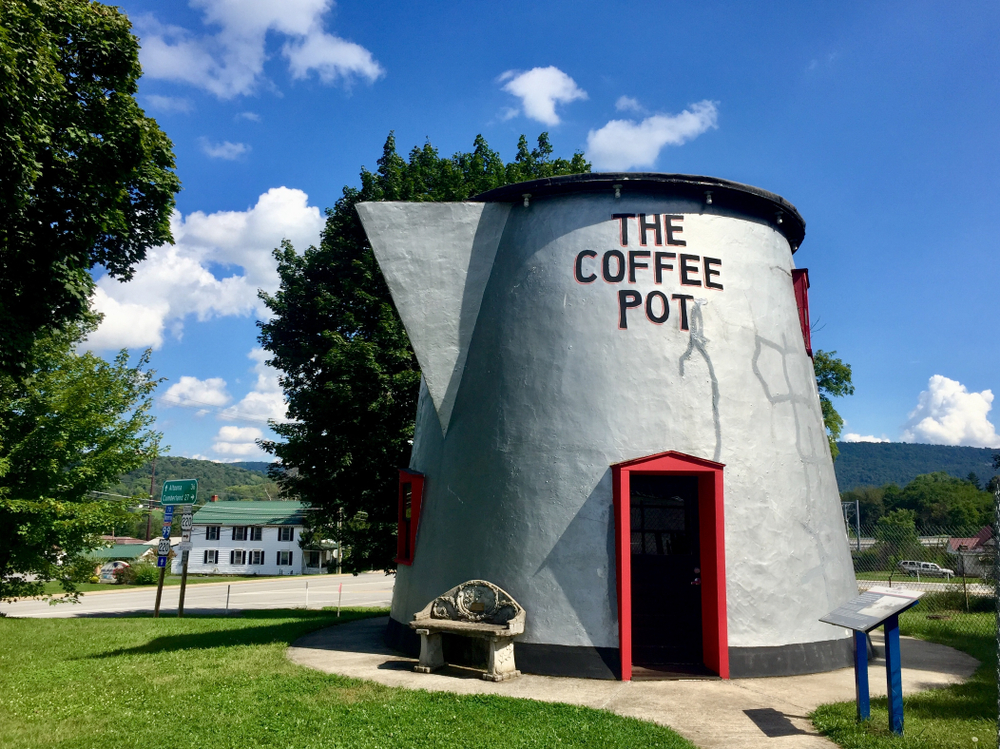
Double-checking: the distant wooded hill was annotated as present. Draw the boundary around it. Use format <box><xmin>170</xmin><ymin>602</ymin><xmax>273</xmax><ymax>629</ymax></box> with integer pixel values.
<box><xmin>110</xmin><ymin>456</ymin><xmax>282</xmax><ymax>503</ymax></box>
<box><xmin>834</xmin><ymin>442</ymin><xmax>998</xmax><ymax>491</ymax></box>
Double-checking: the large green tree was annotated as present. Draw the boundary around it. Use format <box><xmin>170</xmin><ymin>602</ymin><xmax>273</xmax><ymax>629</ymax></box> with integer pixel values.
<box><xmin>0</xmin><ymin>317</ymin><xmax>162</xmax><ymax>602</ymax></box>
<box><xmin>0</xmin><ymin>0</ymin><xmax>179</xmax><ymax>378</ymax></box>
<box><xmin>258</xmin><ymin>133</ymin><xmax>590</xmax><ymax>573</ymax></box>
<box><xmin>813</xmin><ymin>349</ymin><xmax>854</xmax><ymax>459</ymax></box>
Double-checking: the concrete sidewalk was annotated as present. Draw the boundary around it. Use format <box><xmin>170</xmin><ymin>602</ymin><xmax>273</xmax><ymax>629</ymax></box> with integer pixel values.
<box><xmin>287</xmin><ymin>617</ymin><xmax>979</xmax><ymax>749</ymax></box>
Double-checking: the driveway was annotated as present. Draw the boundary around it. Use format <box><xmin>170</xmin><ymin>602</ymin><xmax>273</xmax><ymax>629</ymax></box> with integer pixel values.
<box><xmin>1</xmin><ymin>572</ymin><xmax>394</xmax><ymax>617</ymax></box>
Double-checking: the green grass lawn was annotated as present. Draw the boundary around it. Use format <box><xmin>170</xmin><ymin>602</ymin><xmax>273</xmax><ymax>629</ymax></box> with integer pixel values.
<box><xmin>0</xmin><ymin>609</ymin><xmax>695</xmax><ymax>749</ymax></box>
<box><xmin>37</xmin><ymin>575</ymin><xmax>287</xmax><ymax>595</ymax></box>
<box><xmin>811</xmin><ymin>610</ymin><xmax>996</xmax><ymax>748</ymax></box>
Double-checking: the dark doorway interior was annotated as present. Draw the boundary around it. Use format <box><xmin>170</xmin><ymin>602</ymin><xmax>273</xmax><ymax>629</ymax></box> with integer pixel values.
<box><xmin>629</xmin><ymin>474</ymin><xmax>705</xmax><ymax>672</ymax></box>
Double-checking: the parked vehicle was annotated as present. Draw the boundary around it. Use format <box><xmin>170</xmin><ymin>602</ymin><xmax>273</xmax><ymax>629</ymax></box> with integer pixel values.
<box><xmin>897</xmin><ymin>560</ymin><xmax>954</xmax><ymax>579</ymax></box>
<box><xmin>98</xmin><ymin>561</ymin><xmax>130</xmax><ymax>583</ymax></box>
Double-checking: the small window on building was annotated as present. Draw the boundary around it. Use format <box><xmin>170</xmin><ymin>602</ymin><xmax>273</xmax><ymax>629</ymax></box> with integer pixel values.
<box><xmin>277</xmin><ymin>550</ymin><xmax>293</xmax><ymax>566</ymax></box>
<box><xmin>249</xmin><ymin>526</ymin><xmax>262</xmax><ymax>541</ymax></box>
<box><xmin>396</xmin><ymin>470</ymin><xmax>425</xmax><ymax>566</ymax></box>
<box><xmin>205</xmin><ymin>526</ymin><xmax>220</xmax><ymax>541</ymax></box>
<box><xmin>232</xmin><ymin>526</ymin><xmax>248</xmax><ymax>541</ymax></box>
<box><xmin>250</xmin><ymin>550</ymin><xmax>263</xmax><ymax>565</ymax></box>
<box><xmin>230</xmin><ymin>549</ymin><xmax>246</xmax><ymax>565</ymax></box>
<box><xmin>305</xmin><ymin>551</ymin><xmax>321</xmax><ymax>568</ymax></box>
<box><xmin>791</xmin><ymin>269</ymin><xmax>812</xmax><ymax>357</ymax></box>
<box><xmin>278</xmin><ymin>527</ymin><xmax>294</xmax><ymax>542</ymax></box>
<box><xmin>204</xmin><ymin>549</ymin><xmax>218</xmax><ymax>565</ymax></box>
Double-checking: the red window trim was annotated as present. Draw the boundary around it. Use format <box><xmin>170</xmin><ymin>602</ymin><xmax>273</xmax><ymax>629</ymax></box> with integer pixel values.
<box><xmin>396</xmin><ymin>469</ymin><xmax>425</xmax><ymax>566</ymax></box>
<box><xmin>611</xmin><ymin>451</ymin><xmax>729</xmax><ymax>680</ymax></box>
<box><xmin>792</xmin><ymin>268</ymin><xmax>812</xmax><ymax>358</ymax></box>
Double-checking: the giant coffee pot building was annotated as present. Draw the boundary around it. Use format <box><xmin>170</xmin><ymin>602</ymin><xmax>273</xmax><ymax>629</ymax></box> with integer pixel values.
<box><xmin>357</xmin><ymin>173</ymin><xmax>857</xmax><ymax>680</ymax></box>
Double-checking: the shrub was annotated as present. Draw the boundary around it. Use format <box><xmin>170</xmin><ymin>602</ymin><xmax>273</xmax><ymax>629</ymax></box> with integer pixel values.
<box><xmin>130</xmin><ymin>564</ymin><xmax>160</xmax><ymax>585</ymax></box>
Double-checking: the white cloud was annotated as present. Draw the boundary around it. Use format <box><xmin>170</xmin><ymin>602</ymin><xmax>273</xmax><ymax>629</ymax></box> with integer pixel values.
<box><xmin>212</xmin><ymin>425</ymin><xmax>265</xmax><ymax>456</ymax></box>
<box><xmin>86</xmin><ymin>187</ymin><xmax>324</xmax><ymax>350</ymax></box>
<box><xmin>843</xmin><ymin>433</ymin><xmax>891</xmax><ymax>443</ymax></box>
<box><xmin>162</xmin><ymin>376</ymin><xmax>232</xmax><ymax>408</ymax></box>
<box><xmin>586</xmin><ymin>100</ymin><xmax>719</xmax><ymax>171</ymax></box>
<box><xmin>283</xmin><ymin>28</ymin><xmax>383</xmax><ymax>84</ymax></box>
<box><xmin>136</xmin><ymin>0</ymin><xmax>383</xmax><ymax>99</ymax></box>
<box><xmin>237</xmin><ymin>111</ymin><xmax>261</xmax><ymax>122</ymax></box>
<box><xmin>220</xmin><ymin>348</ymin><xmax>289</xmax><ymax>424</ymax></box>
<box><xmin>144</xmin><ymin>95</ymin><xmax>194</xmax><ymax>113</ymax></box>
<box><xmin>901</xmin><ymin>375</ymin><xmax>1000</xmax><ymax>448</ymax></box>
<box><xmin>499</xmin><ymin>66</ymin><xmax>587</xmax><ymax>126</ymax></box>
<box><xmin>200</xmin><ymin>138</ymin><xmax>250</xmax><ymax>160</ymax></box>
<box><xmin>615</xmin><ymin>95</ymin><xmax>644</xmax><ymax>113</ymax></box>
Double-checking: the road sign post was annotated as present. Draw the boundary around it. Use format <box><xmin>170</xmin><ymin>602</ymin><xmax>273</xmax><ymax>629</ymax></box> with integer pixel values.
<box><xmin>177</xmin><ymin>504</ymin><xmax>194</xmax><ymax>617</ymax></box>
<box><xmin>154</xmin><ymin>480</ymin><xmax>197</xmax><ymax>618</ymax></box>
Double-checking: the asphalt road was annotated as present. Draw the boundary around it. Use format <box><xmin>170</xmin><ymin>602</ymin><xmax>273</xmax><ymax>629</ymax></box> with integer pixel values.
<box><xmin>1</xmin><ymin>572</ymin><xmax>395</xmax><ymax>618</ymax></box>
<box><xmin>858</xmin><ymin>578</ymin><xmax>992</xmax><ymax>596</ymax></box>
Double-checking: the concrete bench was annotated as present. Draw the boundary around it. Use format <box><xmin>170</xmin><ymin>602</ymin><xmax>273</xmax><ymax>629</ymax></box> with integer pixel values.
<box><xmin>410</xmin><ymin>580</ymin><xmax>525</xmax><ymax>681</ymax></box>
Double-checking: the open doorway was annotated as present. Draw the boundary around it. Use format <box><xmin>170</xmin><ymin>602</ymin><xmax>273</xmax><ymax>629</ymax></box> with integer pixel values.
<box><xmin>612</xmin><ymin>451</ymin><xmax>728</xmax><ymax>680</ymax></box>
<box><xmin>630</xmin><ymin>474</ymin><xmax>704</xmax><ymax>673</ymax></box>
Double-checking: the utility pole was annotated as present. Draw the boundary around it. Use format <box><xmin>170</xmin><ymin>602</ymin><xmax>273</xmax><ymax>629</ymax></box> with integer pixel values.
<box><xmin>145</xmin><ymin>455</ymin><xmax>157</xmax><ymax>541</ymax></box>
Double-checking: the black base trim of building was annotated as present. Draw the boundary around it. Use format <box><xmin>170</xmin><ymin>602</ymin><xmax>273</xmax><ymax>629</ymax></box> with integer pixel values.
<box><xmin>386</xmin><ymin>618</ymin><xmax>853</xmax><ymax>680</ymax></box>
<box><xmin>728</xmin><ymin>637</ymin><xmax>854</xmax><ymax>678</ymax></box>
<box><xmin>385</xmin><ymin>617</ymin><xmax>619</xmax><ymax>679</ymax></box>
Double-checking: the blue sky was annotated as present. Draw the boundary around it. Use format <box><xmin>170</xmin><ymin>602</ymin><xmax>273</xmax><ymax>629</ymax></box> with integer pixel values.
<box><xmin>87</xmin><ymin>0</ymin><xmax>1000</xmax><ymax>461</ymax></box>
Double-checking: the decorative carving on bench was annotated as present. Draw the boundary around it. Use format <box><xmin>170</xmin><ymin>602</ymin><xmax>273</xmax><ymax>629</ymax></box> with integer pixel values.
<box><xmin>410</xmin><ymin>580</ymin><xmax>525</xmax><ymax>681</ymax></box>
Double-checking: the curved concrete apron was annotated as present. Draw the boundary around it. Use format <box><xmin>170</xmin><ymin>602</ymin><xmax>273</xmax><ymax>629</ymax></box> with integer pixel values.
<box><xmin>287</xmin><ymin>617</ymin><xmax>978</xmax><ymax>749</ymax></box>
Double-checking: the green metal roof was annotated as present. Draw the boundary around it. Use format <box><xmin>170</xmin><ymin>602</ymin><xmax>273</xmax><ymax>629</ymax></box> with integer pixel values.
<box><xmin>88</xmin><ymin>544</ymin><xmax>151</xmax><ymax>560</ymax></box>
<box><xmin>192</xmin><ymin>500</ymin><xmax>307</xmax><ymax>526</ymax></box>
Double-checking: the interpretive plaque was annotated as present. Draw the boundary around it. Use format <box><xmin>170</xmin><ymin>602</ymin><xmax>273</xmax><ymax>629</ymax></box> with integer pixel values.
<box><xmin>820</xmin><ymin>587</ymin><xmax>922</xmax><ymax>632</ymax></box>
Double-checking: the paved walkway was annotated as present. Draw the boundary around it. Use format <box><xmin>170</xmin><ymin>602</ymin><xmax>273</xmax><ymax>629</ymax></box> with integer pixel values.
<box><xmin>288</xmin><ymin>617</ymin><xmax>979</xmax><ymax>749</ymax></box>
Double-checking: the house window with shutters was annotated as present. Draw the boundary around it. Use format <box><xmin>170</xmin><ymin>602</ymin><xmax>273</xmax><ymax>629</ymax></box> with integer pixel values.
<box><xmin>249</xmin><ymin>527</ymin><xmax>263</xmax><ymax>541</ymax></box>
<box><xmin>278</xmin><ymin>527</ymin><xmax>294</xmax><ymax>542</ymax></box>
<box><xmin>230</xmin><ymin>549</ymin><xmax>246</xmax><ymax>565</ymax></box>
<box><xmin>204</xmin><ymin>549</ymin><xmax>218</xmax><ymax>565</ymax></box>
<box><xmin>205</xmin><ymin>526</ymin><xmax>220</xmax><ymax>541</ymax></box>
<box><xmin>232</xmin><ymin>526</ymin><xmax>248</xmax><ymax>541</ymax></box>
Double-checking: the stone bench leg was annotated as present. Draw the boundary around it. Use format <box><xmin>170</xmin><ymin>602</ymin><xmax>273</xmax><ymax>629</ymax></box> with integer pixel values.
<box><xmin>484</xmin><ymin>636</ymin><xmax>520</xmax><ymax>682</ymax></box>
<box><xmin>414</xmin><ymin>628</ymin><xmax>444</xmax><ymax>673</ymax></box>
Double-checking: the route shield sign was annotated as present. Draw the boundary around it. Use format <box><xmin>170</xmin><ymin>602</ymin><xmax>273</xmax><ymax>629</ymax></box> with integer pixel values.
<box><xmin>164</xmin><ymin>504</ymin><xmax>175</xmax><ymax>521</ymax></box>
<box><xmin>180</xmin><ymin>513</ymin><xmax>193</xmax><ymax>531</ymax></box>
<box><xmin>161</xmin><ymin>479</ymin><xmax>198</xmax><ymax>505</ymax></box>
<box><xmin>157</xmin><ymin>538</ymin><xmax>171</xmax><ymax>556</ymax></box>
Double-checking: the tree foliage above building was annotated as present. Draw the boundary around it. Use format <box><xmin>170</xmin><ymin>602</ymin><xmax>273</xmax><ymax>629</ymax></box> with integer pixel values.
<box><xmin>258</xmin><ymin>132</ymin><xmax>590</xmax><ymax>573</ymax></box>
<box><xmin>0</xmin><ymin>0</ymin><xmax>180</xmax><ymax>378</ymax></box>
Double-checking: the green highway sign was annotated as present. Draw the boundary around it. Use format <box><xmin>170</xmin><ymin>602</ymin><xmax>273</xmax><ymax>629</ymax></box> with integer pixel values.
<box><xmin>161</xmin><ymin>479</ymin><xmax>198</xmax><ymax>505</ymax></box>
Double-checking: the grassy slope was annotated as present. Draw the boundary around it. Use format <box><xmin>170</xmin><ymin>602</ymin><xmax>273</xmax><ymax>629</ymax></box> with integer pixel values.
<box><xmin>811</xmin><ymin>611</ymin><xmax>996</xmax><ymax>748</ymax></box>
<box><xmin>0</xmin><ymin>610</ymin><xmax>694</xmax><ymax>749</ymax></box>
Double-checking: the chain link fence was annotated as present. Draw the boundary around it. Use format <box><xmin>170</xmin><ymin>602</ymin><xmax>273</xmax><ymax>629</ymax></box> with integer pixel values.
<box><xmin>847</xmin><ymin>521</ymin><xmax>996</xmax><ymax>638</ymax></box>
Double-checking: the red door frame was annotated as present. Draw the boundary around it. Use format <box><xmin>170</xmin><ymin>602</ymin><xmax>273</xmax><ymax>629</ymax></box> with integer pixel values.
<box><xmin>612</xmin><ymin>451</ymin><xmax>729</xmax><ymax>680</ymax></box>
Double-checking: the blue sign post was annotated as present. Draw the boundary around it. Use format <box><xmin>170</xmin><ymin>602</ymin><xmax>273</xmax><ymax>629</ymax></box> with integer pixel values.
<box><xmin>821</xmin><ymin>587</ymin><xmax>922</xmax><ymax>735</ymax></box>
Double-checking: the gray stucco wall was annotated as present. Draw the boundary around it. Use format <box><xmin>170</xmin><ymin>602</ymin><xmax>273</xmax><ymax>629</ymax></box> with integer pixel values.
<box><xmin>359</xmin><ymin>185</ymin><xmax>856</xmax><ymax>662</ymax></box>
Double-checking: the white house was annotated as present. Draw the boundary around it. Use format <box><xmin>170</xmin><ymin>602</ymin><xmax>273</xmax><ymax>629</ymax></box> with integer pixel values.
<box><xmin>171</xmin><ymin>500</ymin><xmax>334</xmax><ymax>576</ymax></box>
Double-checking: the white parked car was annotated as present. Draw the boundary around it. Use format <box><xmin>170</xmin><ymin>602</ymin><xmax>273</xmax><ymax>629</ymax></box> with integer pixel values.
<box><xmin>98</xmin><ymin>561</ymin><xmax>130</xmax><ymax>583</ymax></box>
<box><xmin>897</xmin><ymin>560</ymin><xmax>954</xmax><ymax>579</ymax></box>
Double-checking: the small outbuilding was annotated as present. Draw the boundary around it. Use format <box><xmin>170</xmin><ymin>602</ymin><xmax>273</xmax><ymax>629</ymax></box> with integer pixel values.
<box><xmin>358</xmin><ymin>173</ymin><xmax>858</xmax><ymax>680</ymax></box>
